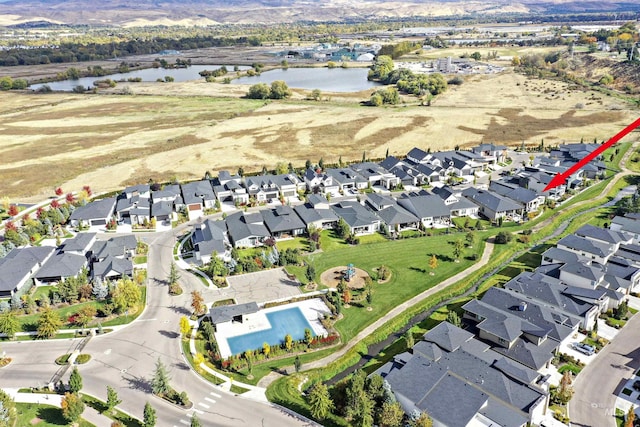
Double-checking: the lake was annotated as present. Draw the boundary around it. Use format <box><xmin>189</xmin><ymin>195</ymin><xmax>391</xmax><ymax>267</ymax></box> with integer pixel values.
<box><xmin>30</xmin><ymin>65</ymin><xmax>380</xmax><ymax>93</ymax></box>
<box><xmin>235</xmin><ymin>67</ymin><xmax>380</xmax><ymax>92</ymax></box>
<box><xmin>29</xmin><ymin>64</ymin><xmax>250</xmax><ymax>91</ymax></box>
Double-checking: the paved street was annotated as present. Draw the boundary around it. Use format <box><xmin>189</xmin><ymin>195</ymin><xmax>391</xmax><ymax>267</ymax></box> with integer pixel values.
<box><xmin>569</xmin><ymin>313</ymin><xmax>640</xmax><ymax>427</ymax></box>
<box><xmin>1</xmin><ymin>225</ymin><xmax>312</xmax><ymax>427</ymax></box>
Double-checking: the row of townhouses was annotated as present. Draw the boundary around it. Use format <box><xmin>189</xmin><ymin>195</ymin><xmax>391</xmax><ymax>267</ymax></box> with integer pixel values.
<box><xmin>376</xmin><ymin>223</ymin><xmax>640</xmax><ymax>426</ymax></box>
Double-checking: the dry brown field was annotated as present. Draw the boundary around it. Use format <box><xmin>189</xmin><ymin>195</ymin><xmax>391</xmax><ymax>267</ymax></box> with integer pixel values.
<box><xmin>0</xmin><ymin>69</ymin><xmax>637</xmax><ymax>202</ymax></box>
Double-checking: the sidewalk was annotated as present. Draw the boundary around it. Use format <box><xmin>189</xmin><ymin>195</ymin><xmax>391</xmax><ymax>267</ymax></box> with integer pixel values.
<box><xmin>2</xmin><ymin>388</ymin><xmax>113</xmax><ymax>427</ymax></box>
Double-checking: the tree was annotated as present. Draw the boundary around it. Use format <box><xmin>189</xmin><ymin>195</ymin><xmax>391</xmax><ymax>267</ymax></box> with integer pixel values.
<box><xmin>306</xmin><ymin>263</ymin><xmax>316</xmax><ymax>283</ymax></box>
<box><xmin>151</xmin><ymin>358</ymin><xmax>171</xmax><ymax>396</ymax></box>
<box><xmin>294</xmin><ymin>355</ymin><xmax>302</xmax><ymax>373</ymax></box>
<box><xmin>168</xmin><ymin>261</ymin><xmax>180</xmax><ymax>286</ymax></box>
<box><xmin>55</xmin><ymin>187</ymin><xmax>64</xmax><ymax>196</ymax></box>
<box><xmin>143</xmin><ymin>402</ymin><xmax>156</xmax><ymax>427</ymax></box>
<box><xmin>105</xmin><ymin>386</ymin><xmax>121</xmax><ymax>414</ymax></box>
<box><xmin>263</xmin><ymin>342</ymin><xmax>271</xmax><ymax>358</ymax></box>
<box><xmin>470</xmin><ymin>51</ymin><xmax>482</xmax><ymax>61</ymax></box>
<box><xmin>37</xmin><ymin>307</ymin><xmax>62</xmax><ymax>339</ymax></box>
<box><xmin>446</xmin><ymin>311</ymin><xmax>461</xmax><ymax>327</ymax></box>
<box><xmin>92</xmin><ymin>278</ymin><xmax>109</xmax><ymax>300</ymax></box>
<box><xmin>335</xmin><ymin>217</ymin><xmax>351</xmax><ymax>239</ymax></box>
<box><xmin>0</xmin><ymin>389</ymin><xmax>17</xmax><ymax>427</ymax></box>
<box><xmin>307</xmin><ymin>382</ymin><xmax>334</xmax><ymax>421</ymax></box>
<box><xmin>465</xmin><ymin>231</ymin><xmax>475</xmax><ymax>247</ymax></box>
<box><xmin>404</xmin><ymin>330</ymin><xmax>414</xmax><ymax>349</ymax></box>
<box><xmin>558</xmin><ymin>370</ymin><xmax>574</xmax><ymax>403</ymax></box>
<box><xmin>310</xmin><ymin>88</ymin><xmax>322</xmax><ymax>101</ymax></box>
<box><xmin>69</xmin><ymin>366</ymin><xmax>83</xmax><ymax>393</ymax></box>
<box><xmin>7</xmin><ymin>205</ymin><xmax>18</xmax><ymax>217</ymax></box>
<box><xmin>0</xmin><ymin>312</ymin><xmax>19</xmax><ymax>340</ymax></box>
<box><xmin>284</xmin><ymin>334</ymin><xmax>293</xmax><ymax>351</ymax></box>
<box><xmin>61</xmin><ymin>392</ymin><xmax>85</xmax><ymax>423</ymax></box>
<box><xmin>247</xmin><ymin>83</ymin><xmax>270</xmax><ymax>99</ymax></box>
<box><xmin>378</xmin><ymin>400</ymin><xmax>404</xmax><ymax>427</ymax></box>
<box><xmin>428</xmin><ymin>255</ymin><xmax>438</xmax><ymax>273</ymax></box>
<box><xmin>111</xmin><ymin>278</ymin><xmax>142</xmax><ymax>313</ymax></box>
<box><xmin>190</xmin><ymin>413</ymin><xmax>202</xmax><ymax>427</ymax></box>
<box><xmin>495</xmin><ymin>231</ymin><xmax>512</xmax><ymax>244</ymax></box>
<box><xmin>343</xmin><ymin>288</ymin><xmax>352</xmax><ymax>304</ymax></box>
<box><xmin>452</xmin><ymin>239</ymin><xmax>464</xmax><ymax>261</ymax></box>
<box><xmin>270</xmin><ymin>80</ymin><xmax>292</xmax><ymax>99</ymax></box>
<box><xmin>180</xmin><ymin>316</ymin><xmax>191</xmax><ymax>337</ymax></box>
<box><xmin>190</xmin><ymin>291</ymin><xmax>205</xmax><ymax>316</ymax></box>
<box><xmin>207</xmin><ymin>255</ymin><xmax>228</xmax><ymax>278</ymax></box>
<box><xmin>625</xmin><ymin>406</ymin><xmax>635</xmax><ymax>427</ymax></box>
<box><xmin>304</xmin><ymin>328</ymin><xmax>313</xmax><ymax>346</ymax></box>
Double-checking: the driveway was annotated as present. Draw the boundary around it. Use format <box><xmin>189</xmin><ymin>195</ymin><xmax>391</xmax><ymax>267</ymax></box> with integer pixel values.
<box><xmin>569</xmin><ymin>313</ymin><xmax>640</xmax><ymax>427</ymax></box>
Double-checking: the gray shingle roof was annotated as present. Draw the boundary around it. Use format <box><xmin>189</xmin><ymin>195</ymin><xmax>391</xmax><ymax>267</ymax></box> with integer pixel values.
<box><xmin>209</xmin><ymin>302</ymin><xmax>259</xmax><ymax>324</ymax></box>
<box><xmin>611</xmin><ymin>216</ymin><xmax>640</xmax><ymax>234</ymax></box>
<box><xmin>181</xmin><ymin>180</ymin><xmax>215</xmax><ymax>205</ymax></box>
<box><xmin>151</xmin><ymin>200</ymin><xmax>173</xmax><ymax>217</ymax></box>
<box><xmin>331</xmin><ymin>201</ymin><xmax>380</xmax><ymax>228</ymax></box>
<box><xmin>542</xmin><ymin>247</ymin><xmax>581</xmax><ymax>264</ymax></box>
<box><xmin>575</xmin><ymin>224</ymin><xmax>632</xmax><ymax>245</ymax></box>
<box><xmin>293</xmin><ymin>203</ymin><xmax>339</xmax><ymax>226</ymax></box>
<box><xmin>261</xmin><ymin>206</ymin><xmax>306</xmax><ymax>234</ymax></box>
<box><xmin>35</xmin><ymin>253</ymin><xmax>86</xmax><ymax>280</ymax></box>
<box><xmin>0</xmin><ymin>247</ymin><xmax>55</xmax><ymax>292</ymax></box>
<box><xmin>397</xmin><ymin>194</ymin><xmax>450</xmax><ymax>219</ymax></box>
<box><xmin>560</xmin><ymin>261</ymin><xmax>605</xmax><ymax>283</ymax></box>
<box><xmin>69</xmin><ymin>197</ymin><xmax>116</xmax><ymax>221</ymax></box>
<box><xmin>225</xmin><ymin>211</ymin><xmax>270</xmax><ymax>244</ymax></box>
<box><xmin>462</xmin><ymin>188</ymin><xmax>524</xmax><ymax>213</ymax></box>
<box><xmin>423</xmin><ymin>321</ymin><xmax>474</xmax><ymax>352</ymax></box>
<box><xmin>493</xmin><ymin>337</ymin><xmax>557</xmax><ymax>371</ymax></box>
<box><xmin>91</xmin><ymin>235</ymin><xmax>138</xmax><ymax>260</ymax></box>
<box><xmin>192</xmin><ymin>219</ymin><xmax>227</xmax><ymax>257</ymax></box>
<box><xmin>61</xmin><ymin>232</ymin><xmax>96</xmax><ymax>253</ymax></box>
<box><xmin>92</xmin><ymin>255</ymin><xmax>133</xmax><ymax>280</ymax></box>
<box><xmin>557</xmin><ymin>234</ymin><xmax>615</xmax><ymax>258</ymax></box>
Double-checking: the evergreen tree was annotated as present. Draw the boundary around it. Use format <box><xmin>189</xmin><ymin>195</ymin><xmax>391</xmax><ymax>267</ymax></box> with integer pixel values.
<box><xmin>143</xmin><ymin>402</ymin><xmax>157</xmax><ymax>427</ymax></box>
<box><xmin>404</xmin><ymin>330</ymin><xmax>414</xmax><ymax>349</ymax></box>
<box><xmin>151</xmin><ymin>358</ymin><xmax>171</xmax><ymax>396</ymax></box>
<box><xmin>307</xmin><ymin>382</ymin><xmax>334</xmax><ymax>421</ymax></box>
<box><xmin>69</xmin><ymin>366</ymin><xmax>83</xmax><ymax>393</ymax></box>
<box><xmin>446</xmin><ymin>311</ymin><xmax>462</xmax><ymax>327</ymax></box>
<box><xmin>0</xmin><ymin>389</ymin><xmax>17</xmax><ymax>427</ymax></box>
<box><xmin>190</xmin><ymin>413</ymin><xmax>202</xmax><ymax>427</ymax></box>
<box><xmin>105</xmin><ymin>386</ymin><xmax>121</xmax><ymax>414</ymax></box>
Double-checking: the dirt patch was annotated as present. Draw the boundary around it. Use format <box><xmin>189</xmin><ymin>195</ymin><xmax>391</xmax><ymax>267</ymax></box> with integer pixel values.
<box><xmin>320</xmin><ymin>266</ymin><xmax>370</xmax><ymax>289</ymax></box>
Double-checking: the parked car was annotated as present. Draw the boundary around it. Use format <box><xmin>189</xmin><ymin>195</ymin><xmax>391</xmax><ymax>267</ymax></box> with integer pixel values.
<box><xmin>573</xmin><ymin>342</ymin><xmax>595</xmax><ymax>356</ymax></box>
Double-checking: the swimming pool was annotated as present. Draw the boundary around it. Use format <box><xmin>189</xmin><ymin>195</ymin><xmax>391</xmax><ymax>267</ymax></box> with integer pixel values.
<box><xmin>226</xmin><ymin>307</ymin><xmax>315</xmax><ymax>355</ymax></box>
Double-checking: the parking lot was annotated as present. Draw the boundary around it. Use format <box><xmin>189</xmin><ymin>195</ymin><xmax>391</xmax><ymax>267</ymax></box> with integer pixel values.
<box><xmin>213</xmin><ymin>268</ymin><xmax>303</xmax><ymax>305</ymax></box>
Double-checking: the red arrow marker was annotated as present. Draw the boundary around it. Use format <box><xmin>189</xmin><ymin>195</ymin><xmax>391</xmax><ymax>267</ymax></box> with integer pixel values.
<box><xmin>543</xmin><ymin>117</ymin><xmax>640</xmax><ymax>192</ymax></box>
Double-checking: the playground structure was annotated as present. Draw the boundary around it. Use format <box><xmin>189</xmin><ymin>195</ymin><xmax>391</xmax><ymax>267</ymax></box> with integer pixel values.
<box><xmin>344</xmin><ymin>263</ymin><xmax>355</xmax><ymax>282</ymax></box>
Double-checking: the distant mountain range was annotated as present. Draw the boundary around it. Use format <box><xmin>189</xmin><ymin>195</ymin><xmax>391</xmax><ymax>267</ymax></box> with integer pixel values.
<box><xmin>0</xmin><ymin>0</ymin><xmax>638</xmax><ymax>27</ymax></box>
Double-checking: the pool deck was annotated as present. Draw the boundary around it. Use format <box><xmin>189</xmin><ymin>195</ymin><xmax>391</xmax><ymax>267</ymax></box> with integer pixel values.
<box><xmin>215</xmin><ymin>298</ymin><xmax>331</xmax><ymax>359</ymax></box>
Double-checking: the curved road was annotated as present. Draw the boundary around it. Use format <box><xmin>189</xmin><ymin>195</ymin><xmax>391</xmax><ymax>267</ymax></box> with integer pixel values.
<box><xmin>1</xmin><ymin>225</ymin><xmax>311</xmax><ymax>427</ymax></box>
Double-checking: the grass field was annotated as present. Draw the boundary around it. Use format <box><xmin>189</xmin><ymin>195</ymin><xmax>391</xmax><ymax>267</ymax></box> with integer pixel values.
<box><xmin>1</xmin><ymin>59</ymin><xmax>637</xmax><ymax>201</ymax></box>
<box><xmin>15</xmin><ymin>402</ymin><xmax>95</xmax><ymax>427</ymax></box>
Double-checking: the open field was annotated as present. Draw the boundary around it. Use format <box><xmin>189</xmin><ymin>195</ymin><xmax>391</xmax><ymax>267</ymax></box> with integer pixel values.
<box><xmin>0</xmin><ymin>69</ymin><xmax>637</xmax><ymax>201</ymax></box>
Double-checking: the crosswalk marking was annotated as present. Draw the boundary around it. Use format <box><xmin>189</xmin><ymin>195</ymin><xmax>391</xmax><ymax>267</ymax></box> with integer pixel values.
<box><xmin>179</xmin><ymin>420</ymin><xmax>189</xmax><ymax>425</ymax></box>
<box><xmin>194</xmin><ymin>408</ymin><xmax>204</xmax><ymax>414</ymax></box>
<box><xmin>210</xmin><ymin>391</ymin><xmax>221</xmax><ymax>398</ymax></box>
<box><xmin>198</xmin><ymin>402</ymin><xmax>210</xmax><ymax>409</ymax></box>
<box><xmin>186</xmin><ymin>413</ymin><xmax>193</xmax><ymax>418</ymax></box>
<box><xmin>205</xmin><ymin>397</ymin><xmax>216</xmax><ymax>404</ymax></box>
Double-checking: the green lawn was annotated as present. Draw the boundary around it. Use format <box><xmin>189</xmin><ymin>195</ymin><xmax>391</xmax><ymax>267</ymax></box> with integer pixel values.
<box><xmin>276</xmin><ymin>238</ymin><xmax>308</xmax><ymax>251</ymax></box>
<box><xmin>32</xmin><ymin>285</ymin><xmax>55</xmax><ymax>302</ymax></box>
<box><xmin>81</xmin><ymin>394</ymin><xmax>142</xmax><ymax>427</ymax></box>
<box><xmin>310</xmin><ymin>234</ymin><xmax>485</xmax><ymax>343</ymax></box>
<box><xmin>15</xmin><ymin>402</ymin><xmax>95</xmax><ymax>427</ymax></box>
<box><xmin>133</xmin><ymin>255</ymin><xmax>147</xmax><ymax>264</ymax></box>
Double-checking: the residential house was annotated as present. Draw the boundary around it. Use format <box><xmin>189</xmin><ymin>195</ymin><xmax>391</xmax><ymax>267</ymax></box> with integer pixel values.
<box><xmin>0</xmin><ymin>246</ymin><xmax>55</xmax><ymax>297</ymax></box>
<box><xmin>376</xmin><ymin>321</ymin><xmax>548</xmax><ymax>427</ymax></box>
<box><xmin>326</xmin><ymin>168</ymin><xmax>368</xmax><ymax>192</ymax></box>
<box><xmin>245</xmin><ymin>173</ymin><xmax>303</xmax><ymax>202</ymax></box>
<box><xmin>462</xmin><ymin>188</ymin><xmax>524</xmax><ymax>222</ymax></box>
<box><xmin>92</xmin><ymin>256</ymin><xmax>133</xmax><ymax>282</ymax></box>
<box><xmin>406</xmin><ymin>147</ymin><xmax>431</xmax><ymax>164</ymax></box>
<box><xmin>212</xmin><ymin>171</ymin><xmax>249</xmax><ymax>205</ymax></box>
<box><xmin>91</xmin><ymin>235</ymin><xmax>138</xmax><ymax>262</ymax></box>
<box><xmin>115</xmin><ymin>195</ymin><xmax>151</xmax><ymax>226</ymax></box>
<box><xmin>610</xmin><ymin>214</ymin><xmax>640</xmax><ymax>244</ymax></box>
<box><xmin>152</xmin><ymin>184</ymin><xmax>184</xmax><ymax>209</ymax></box>
<box><xmin>60</xmin><ymin>232</ymin><xmax>97</xmax><ymax>256</ymax></box>
<box><xmin>363</xmin><ymin>193</ymin><xmax>420</xmax><ymax>233</ymax></box>
<box><xmin>68</xmin><ymin>197</ymin><xmax>117</xmax><ymax>229</ymax></box>
<box><xmin>397</xmin><ymin>193</ymin><xmax>450</xmax><ymax>228</ymax></box>
<box><xmin>471</xmin><ymin>143</ymin><xmax>508</xmax><ymax>164</ymax></box>
<box><xmin>261</xmin><ymin>205</ymin><xmax>306</xmax><ymax>239</ymax></box>
<box><xmin>303</xmin><ymin>168</ymin><xmax>339</xmax><ymax>196</ymax></box>
<box><xmin>225</xmin><ymin>211</ymin><xmax>271</xmax><ymax>248</ymax></box>
<box><xmin>181</xmin><ymin>180</ymin><xmax>216</xmax><ymax>221</ymax></box>
<box><xmin>191</xmin><ymin>219</ymin><xmax>230</xmax><ymax>264</ymax></box>
<box><xmin>556</xmin><ymin>234</ymin><xmax>616</xmax><ymax>265</ymax></box>
<box><xmin>349</xmin><ymin>162</ymin><xmax>400</xmax><ymax>190</ymax></box>
<box><xmin>151</xmin><ymin>200</ymin><xmax>175</xmax><ymax>226</ymax></box>
<box><xmin>122</xmin><ymin>184</ymin><xmax>150</xmax><ymax>200</ymax></box>
<box><xmin>34</xmin><ymin>252</ymin><xmax>87</xmax><ymax>285</ymax></box>
<box><xmin>516</xmin><ymin>170</ymin><xmax>565</xmax><ymax>200</ymax></box>
<box><xmin>431</xmin><ymin>186</ymin><xmax>479</xmax><ymax>217</ymax></box>
<box><xmin>489</xmin><ymin>181</ymin><xmax>545</xmax><ymax>214</ymax></box>
<box><xmin>331</xmin><ymin>201</ymin><xmax>381</xmax><ymax>235</ymax></box>
<box><xmin>293</xmin><ymin>195</ymin><xmax>339</xmax><ymax>230</ymax></box>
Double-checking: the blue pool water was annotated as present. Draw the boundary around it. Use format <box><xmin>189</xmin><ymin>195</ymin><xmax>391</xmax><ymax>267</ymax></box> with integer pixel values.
<box><xmin>226</xmin><ymin>307</ymin><xmax>314</xmax><ymax>355</ymax></box>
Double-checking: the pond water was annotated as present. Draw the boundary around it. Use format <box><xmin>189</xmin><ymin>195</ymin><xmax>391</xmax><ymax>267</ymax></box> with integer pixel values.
<box><xmin>235</xmin><ymin>67</ymin><xmax>380</xmax><ymax>92</ymax></box>
<box><xmin>29</xmin><ymin>64</ymin><xmax>250</xmax><ymax>91</ymax></box>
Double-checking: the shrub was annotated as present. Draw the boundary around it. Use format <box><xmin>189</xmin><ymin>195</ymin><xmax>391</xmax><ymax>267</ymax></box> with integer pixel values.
<box><xmin>495</xmin><ymin>231</ymin><xmax>512</xmax><ymax>244</ymax></box>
